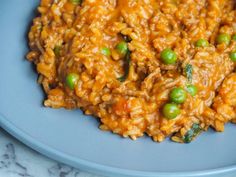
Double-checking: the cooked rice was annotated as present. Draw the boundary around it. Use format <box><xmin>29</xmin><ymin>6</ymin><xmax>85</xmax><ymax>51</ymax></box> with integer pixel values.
<box><xmin>27</xmin><ymin>0</ymin><xmax>236</xmax><ymax>143</ymax></box>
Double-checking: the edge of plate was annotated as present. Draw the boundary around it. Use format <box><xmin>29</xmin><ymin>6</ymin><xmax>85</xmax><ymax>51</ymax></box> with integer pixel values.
<box><xmin>0</xmin><ymin>113</ymin><xmax>236</xmax><ymax>177</ymax></box>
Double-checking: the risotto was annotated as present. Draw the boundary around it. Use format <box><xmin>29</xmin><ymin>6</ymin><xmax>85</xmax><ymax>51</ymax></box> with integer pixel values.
<box><xmin>27</xmin><ymin>0</ymin><xmax>236</xmax><ymax>143</ymax></box>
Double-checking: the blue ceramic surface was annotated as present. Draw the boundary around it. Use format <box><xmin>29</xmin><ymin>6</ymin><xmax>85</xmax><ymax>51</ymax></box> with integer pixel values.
<box><xmin>0</xmin><ymin>1</ymin><xmax>236</xmax><ymax>177</ymax></box>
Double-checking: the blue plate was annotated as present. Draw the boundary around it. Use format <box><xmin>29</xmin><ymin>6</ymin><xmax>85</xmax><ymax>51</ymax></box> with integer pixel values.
<box><xmin>1</xmin><ymin>1</ymin><xmax>236</xmax><ymax>177</ymax></box>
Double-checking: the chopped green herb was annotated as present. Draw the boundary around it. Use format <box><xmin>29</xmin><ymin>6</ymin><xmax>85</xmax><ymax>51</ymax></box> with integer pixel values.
<box><xmin>70</xmin><ymin>0</ymin><xmax>83</xmax><ymax>5</ymax></box>
<box><xmin>232</xmin><ymin>35</ymin><xmax>236</xmax><ymax>41</ymax></box>
<box><xmin>185</xmin><ymin>64</ymin><xmax>193</xmax><ymax>83</ymax></box>
<box><xmin>118</xmin><ymin>50</ymin><xmax>131</xmax><ymax>82</ymax></box>
<box><xmin>53</xmin><ymin>45</ymin><xmax>61</xmax><ymax>58</ymax></box>
<box><xmin>183</xmin><ymin>123</ymin><xmax>202</xmax><ymax>143</ymax></box>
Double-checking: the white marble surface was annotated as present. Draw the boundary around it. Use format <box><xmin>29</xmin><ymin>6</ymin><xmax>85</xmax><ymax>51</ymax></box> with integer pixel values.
<box><xmin>1</xmin><ymin>128</ymin><xmax>236</xmax><ymax>177</ymax></box>
<box><xmin>0</xmin><ymin>128</ymin><xmax>102</xmax><ymax>177</ymax></box>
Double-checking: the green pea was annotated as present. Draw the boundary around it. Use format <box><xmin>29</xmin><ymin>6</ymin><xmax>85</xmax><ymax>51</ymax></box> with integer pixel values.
<box><xmin>162</xmin><ymin>103</ymin><xmax>180</xmax><ymax>120</ymax></box>
<box><xmin>186</xmin><ymin>85</ymin><xmax>198</xmax><ymax>96</ymax></box>
<box><xmin>66</xmin><ymin>73</ymin><xmax>79</xmax><ymax>90</ymax></box>
<box><xmin>70</xmin><ymin>0</ymin><xmax>82</xmax><ymax>5</ymax></box>
<box><xmin>195</xmin><ymin>39</ymin><xmax>209</xmax><ymax>47</ymax></box>
<box><xmin>116</xmin><ymin>41</ymin><xmax>128</xmax><ymax>55</ymax></box>
<box><xmin>160</xmin><ymin>48</ymin><xmax>177</xmax><ymax>64</ymax></box>
<box><xmin>169</xmin><ymin>87</ymin><xmax>187</xmax><ymax>104</ymax></box>
<box><xmin>101</xmin><ymin>47</ymin><xmax>111</xmax><ymax>56</ymax></box>
<box><xmin>232</xmin><ymin>35</ymin><xmax>236</xmax><ymax>41</ymax></box>
<box><xmin>230</xmin><ymin>51</ymin><xmax>236</xmax><ymax>62</ymax></box>
<box><xmin>216</xmin><ymin>33</ymin><xmax>231</xmax><ymax>45</ymax></box>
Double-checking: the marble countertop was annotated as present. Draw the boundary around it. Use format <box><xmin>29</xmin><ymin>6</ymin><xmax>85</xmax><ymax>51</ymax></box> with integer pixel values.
<box><xmin>0</xmin><ymin>128</ymin><xmax>101</xmax><ymax>177</ymax></box>
<box><xmin>1</xmin><ymin>128</ymin><xmax>236</xmax><ymax>177</ymax></box>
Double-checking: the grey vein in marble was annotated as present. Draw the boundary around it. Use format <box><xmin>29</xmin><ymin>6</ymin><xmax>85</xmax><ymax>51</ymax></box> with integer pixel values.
<box><xmin>0</xmin><ymin>129</ymin><xmax>102</xmax><ymax>177</ymax></box>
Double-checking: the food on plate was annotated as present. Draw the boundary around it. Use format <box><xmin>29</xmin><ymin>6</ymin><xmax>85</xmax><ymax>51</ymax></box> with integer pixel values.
<box><xmin>27</xmin><ymin>0</ymin><xmax>236</xmax><ymax>143</ymax></box>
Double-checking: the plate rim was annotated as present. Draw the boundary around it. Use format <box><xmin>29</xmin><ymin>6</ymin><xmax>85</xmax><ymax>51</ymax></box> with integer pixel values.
<box><xmin>0</xmin><ymin>113</ymin><xmax>236</xmax><ymax>177</ymax></box>
<box><xmin>1</xmin><ymin>1</ymin><xmax>236</xmax><ymax>175</ymax></box>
